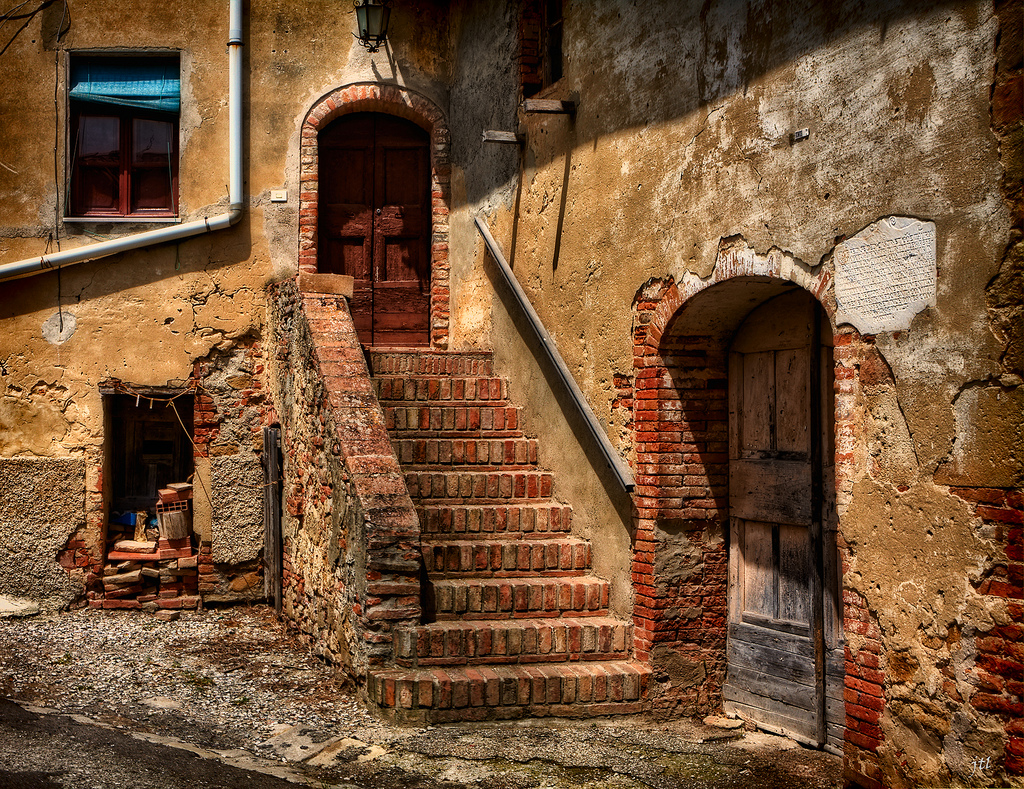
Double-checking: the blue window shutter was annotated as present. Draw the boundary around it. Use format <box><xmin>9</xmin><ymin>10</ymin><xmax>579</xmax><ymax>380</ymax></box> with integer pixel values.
<box><xmin>70</xmin><ymin>60</ymin><xmax>180</xmax><ymax>113</ymax></box>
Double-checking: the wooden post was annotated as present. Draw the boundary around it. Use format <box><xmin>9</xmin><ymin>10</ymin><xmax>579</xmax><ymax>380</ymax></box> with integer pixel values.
<box><xmin>263</xmin><ymin>426</ymin><xmax>282</xmax><ymax>613</ymax></box>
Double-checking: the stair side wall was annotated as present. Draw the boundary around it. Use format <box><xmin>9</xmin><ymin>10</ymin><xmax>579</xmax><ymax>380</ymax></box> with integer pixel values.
<box><xmin>485</xmin><ymin>276</ymin><xmax>635</xmax><ymax>621</ymax></box>
<box><xmin>268</xmin><ymin>278</ymin><xmax>422</xmax><ymax>676</ymax></box>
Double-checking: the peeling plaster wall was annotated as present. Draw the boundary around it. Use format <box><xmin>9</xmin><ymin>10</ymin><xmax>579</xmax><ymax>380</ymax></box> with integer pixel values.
<box><xmin>0</xmin><ymin>1</ymin><xmax>459</xmax><ymax>607</ymax></box>
<box><xmin>464</xmin><ymin>1</ymin><xmax>1020</xmax><ymax>786</ymax></box>
<box><xmin>0</xmin><ymin>0</ymin><xmax>1019</xmax><ymax>783</ymax></box>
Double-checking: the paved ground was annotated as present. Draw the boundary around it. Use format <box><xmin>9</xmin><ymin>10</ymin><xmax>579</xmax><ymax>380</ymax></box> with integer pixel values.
<box><xmin>0</xmin><ymin>606</ymin><xmax>842</xmax><ymax>788</ymax></box>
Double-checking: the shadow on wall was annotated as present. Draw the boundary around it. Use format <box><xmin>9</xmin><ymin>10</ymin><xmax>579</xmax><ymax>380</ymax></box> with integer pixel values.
<box><xmin>484</xmin><ymin>244</ymin><xmax>634</xmax><ymax>525</ymax></box>
<box><xmin>449</xmin><ymin>0</ymin><xmax>963</xmax><ymax>209</ymax></box>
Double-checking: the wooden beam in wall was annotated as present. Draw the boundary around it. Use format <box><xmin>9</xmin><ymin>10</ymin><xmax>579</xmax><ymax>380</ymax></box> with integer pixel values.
<box><xmin>522</xmin><ymin>99</ymin><xmax>576</xmax><ymax>115</ymax></box>
<box><xmin>482</xmin><ymin>130</ymin><xmax>523</xmax><ymax>144</ymax></box>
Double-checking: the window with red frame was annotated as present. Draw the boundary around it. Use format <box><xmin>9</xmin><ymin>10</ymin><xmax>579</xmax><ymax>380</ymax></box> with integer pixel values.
<box><xmin>68</xmin><ymin>57</ymin><xmax>180</xmax><ymax>218</ymax></box>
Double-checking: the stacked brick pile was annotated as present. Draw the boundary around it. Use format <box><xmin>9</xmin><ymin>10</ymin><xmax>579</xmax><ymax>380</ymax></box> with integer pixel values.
<box><xmin>89</xmin><ymin>483</ymin><xmax>200</xmax><ymax>616</ymax></box>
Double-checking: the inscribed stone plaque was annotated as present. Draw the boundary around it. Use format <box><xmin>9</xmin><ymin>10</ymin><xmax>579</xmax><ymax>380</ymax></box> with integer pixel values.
<box><xmin>834</xmin><ymin>216</ymin><xmax>936</xmax><ymax>334</ymax></box>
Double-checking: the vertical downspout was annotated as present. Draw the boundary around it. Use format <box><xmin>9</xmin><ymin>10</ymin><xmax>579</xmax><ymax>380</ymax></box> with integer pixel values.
<box><xmin>0</xmin><ymin>0</ymin><xmax>244</xmax><ymax>282</ymax></box>
<box><xmin>228</xmin><ymin>0</ymin><xmax>243</xmax><ymax>215</ymax></box>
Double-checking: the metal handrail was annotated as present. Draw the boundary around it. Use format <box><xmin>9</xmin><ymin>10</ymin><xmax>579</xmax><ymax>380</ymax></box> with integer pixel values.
<box><xmin>475</xmin><ymin>216</ymin><xmax>635</xmax><ymax>493</ymax></box>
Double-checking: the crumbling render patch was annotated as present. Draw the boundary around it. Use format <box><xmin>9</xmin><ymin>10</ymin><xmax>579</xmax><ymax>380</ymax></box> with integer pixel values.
<box><xmin>857</xmin><ymin>343</ymin><xmax>919</xmax><ymax>489</ymax></box>
<box><xmin>210</xmin><ymin>453</ymin><xmax>264</xmax><ymax>565</ymax></box>
<box><xmin>0</xmin><ymin>458</ymin><xmax>85</xmax><ymax>608</ymax></box>
<box><xmin>934</xmin><ymin>382</ymin><xmax>1023</xmax><ymax>488</ymax></box>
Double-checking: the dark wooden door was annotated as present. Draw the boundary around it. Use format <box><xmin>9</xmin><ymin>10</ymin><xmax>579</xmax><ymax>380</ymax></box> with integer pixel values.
<box><xmin>724</xmin><ymin>289</ymin><xmax>841</xmax><ymax>748</ymax></box>
<box><xmin>319</xmin><ymin>113</ymin><xmax>431</xmax><ymax>347</ymax></box>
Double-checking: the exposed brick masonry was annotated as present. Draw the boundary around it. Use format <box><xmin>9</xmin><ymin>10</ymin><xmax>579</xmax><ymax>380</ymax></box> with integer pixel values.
<box><xmin>631</xmin><ymin>281</ymin><xmax>729</xmax><ymax>717</ymax></box>
<box><xmin>953</xmin><ymin>486</ymin><xmax>1023</xmax><ymax>776</ymax></box>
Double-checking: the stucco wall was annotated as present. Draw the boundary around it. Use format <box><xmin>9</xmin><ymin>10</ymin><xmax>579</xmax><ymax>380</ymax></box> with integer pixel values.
<box><xmin>462</xmin><ymin>1</ymin><xmax>1020</xmax><ymax>786</ymax></box>
<box><xmin>0</xmin><ymin>0</ymin><xmax>1019</xmax><ymax>784</ymax></box>
<box><xmin>0</xmin><ymin>0</ymin><xmax>460</xmax><ymax>605</ymax></box>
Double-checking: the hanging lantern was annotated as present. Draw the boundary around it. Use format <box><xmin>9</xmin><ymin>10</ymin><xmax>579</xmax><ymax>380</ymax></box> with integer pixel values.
<box><xmin>354</xmin><ymin>0</ymin><xmax>391</xmax><ymax>53</ymax></box>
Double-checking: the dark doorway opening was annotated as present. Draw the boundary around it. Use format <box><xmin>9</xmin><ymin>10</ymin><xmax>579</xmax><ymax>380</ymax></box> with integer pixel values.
<box><xmin>104</xmin><ymin>390</ymin><xmax>193</xmax><ymax>516</ymax></box>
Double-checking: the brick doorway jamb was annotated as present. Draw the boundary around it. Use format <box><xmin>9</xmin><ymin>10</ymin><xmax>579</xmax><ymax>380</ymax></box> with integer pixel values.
<box><xmin>299</xmin><ymin>83</ymin><xmax>451</xmax><ymax>350</ymax></box>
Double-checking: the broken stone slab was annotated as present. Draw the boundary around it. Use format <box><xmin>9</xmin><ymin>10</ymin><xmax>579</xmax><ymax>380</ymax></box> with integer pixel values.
<box><xmin>261</xmin><ymin>725</ymin><xmax>340</xmax><ymax>762</ymax></box>
<box><xmin>142</xmin><ymin>695</ymin><xmax>182</xmax><ymax>710</ymax></box>
<box><xmin>703</xmin><ymin>714</ymin><xmax>745</xmax><ymax>730</ymax></box>
<box><xmin>297</xmin><ymin>272</ymin><xmax>354</xmax><ymax>298</ymax></box>
<box><xmin>834</xmin><ymin>215</ymin><xmax>936</xmax><ymax>334</ymax></box>
<box><xmin>0</xmin><ymin>594</ymin><xmax>41</xmax><ymax>618</ymax></box>
<box><xmin>305</xmin><ymin>737</ymin><xmax>388</xmax><ymax>766</ymax></box>
<box><xmin>102</xmin><ymin>569</ymin><xmax>143</xmax><ymax>588</ymax></box>
<box><xmin>153</xmin><ymin>610</ymin><xmax>180</xmax><ymax>622</ymax></box>
<box><xmin>113</xmin><ymin>540</ymin><xmax>157</xmax><ymax>554</ymax></box>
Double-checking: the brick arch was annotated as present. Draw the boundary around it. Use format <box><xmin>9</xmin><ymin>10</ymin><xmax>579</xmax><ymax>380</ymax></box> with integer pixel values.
<box><xmin>636</xmin><ymin>246</ymin><xmax>835</xmax><ymax>356</ymax></box>
<box><xmin>299</xmin><ymin>83</ymin><xmax>450</xmax><ymax>349</ymax></box>
<box><xmin>629</xmin><ymin>252</ymin><xmax>875</xmax><ymax>754</ymax></box>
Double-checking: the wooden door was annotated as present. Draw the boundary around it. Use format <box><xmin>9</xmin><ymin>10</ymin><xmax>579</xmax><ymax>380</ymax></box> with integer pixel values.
<box><xmin>724</xmin><ymin>289</ymin><xmax>841</xmax><ymax>748</ymax></box>
<box><xmin>319</xmin><ymin>113</ymin><xmax>431</xmax><ymax>346</ymax></box>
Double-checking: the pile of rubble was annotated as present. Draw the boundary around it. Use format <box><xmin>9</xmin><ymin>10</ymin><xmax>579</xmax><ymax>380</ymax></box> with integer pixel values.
<box><xmin>93</xmin><ymin>483</ymin><xmax>201</xmax><ymax>618</ymax></box>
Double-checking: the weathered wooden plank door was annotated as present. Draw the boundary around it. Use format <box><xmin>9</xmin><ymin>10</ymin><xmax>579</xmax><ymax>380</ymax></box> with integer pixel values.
<box><xmin>319</xmin><ymin>113</ymin><xmax>431</xmax><ymax>346</ymax></box>
<box><xmin>724</xmin><ymin>289</ymin><xmax>841</xmax><ymax>748</ymax></box>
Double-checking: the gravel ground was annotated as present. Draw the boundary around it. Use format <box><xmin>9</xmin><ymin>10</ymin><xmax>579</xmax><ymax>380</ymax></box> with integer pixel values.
<box><xmin>0</xmin><ymin>606</ymin><xmax>388</xmax><ymax>754</ymax></box>
<box><xmin>0</xmin><ymin>606</ymin><xmax>843</xmax><ymax>789</ymax></box>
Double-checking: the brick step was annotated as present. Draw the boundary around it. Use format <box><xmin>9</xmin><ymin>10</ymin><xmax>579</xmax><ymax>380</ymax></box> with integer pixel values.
<box><xmin>304</xmin><ymin>316</ymin><xmax>359</xmax><ymax>340</ymax></box>
<box><xmin>394</xmin><ymin>438</ymin><xmax>539</xmax><ymax>469</ymax></box>
<box><xmin>375</xmin><ymin>376</ymin><xmax>509</xmax><ymax>404</ymax></box>
<box><xmin>366</xmin><ymin>661</ymin><xmax>651</xmax><ymax>723</ymax></box>
<box><xmin>429</xmin><ymin>575</ymin><xmax>610</xmax><ymax>619</ymax></box>
<box><xmin>417</xmin><ymin>503</ymin><xmax>572</xmax><ymax>539</ymax></box>
<box><xmin>394</xmin><ymin>617</ymin><xmax>632</xmax><ymax>668</ymax></box>
<box><xmin>384</xmin><ymin>404</ymin><xmax>521</xmax><ymax>435</ymax></box>
<box><xmin>367</xmin><ymin>350</ymin><xmax>494</xmax><ymax>377</ymax></box>
<box><xmin>422</xmin><ymin>537</ymin><xmax>591</xmax><ymax>577</ymax></box>
<box><xmin>406</xmin><ymin>470</ymin><xmax>553</xmax><ymax>501</ymax></box>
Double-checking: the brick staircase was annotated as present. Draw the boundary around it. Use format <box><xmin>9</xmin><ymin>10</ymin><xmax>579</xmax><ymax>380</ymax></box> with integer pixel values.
<box><xmin>364</xmin><ymin>349</ymin><xmax>649</xmax><ymax>722</ymax></box>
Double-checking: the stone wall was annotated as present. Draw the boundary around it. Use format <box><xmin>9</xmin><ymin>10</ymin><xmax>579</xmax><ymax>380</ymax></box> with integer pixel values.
<box><xmin>268</xmin><ymin>278</ymin><xmax>421</xmax><ymax>677</ymax></box>
<box><xmin>191</xmin><ymin>344</ymin><xmax>277</xmax><ymax>602</ymax></box>
<box><xmin>269</xmin><ymin>279</ymin><xmax>365</xmax><ymax>671</ymax></box>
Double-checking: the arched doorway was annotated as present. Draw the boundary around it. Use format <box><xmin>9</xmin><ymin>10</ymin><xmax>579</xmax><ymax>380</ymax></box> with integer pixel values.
<box><xmin>722</xmin><ymin>288</ymin><xmax>841</xmax><ymax>747</ymax></box>
<box><xmin>318</xmin><ymin>112</ymin><xmax>431</xmax><ymax>347</ymax></box>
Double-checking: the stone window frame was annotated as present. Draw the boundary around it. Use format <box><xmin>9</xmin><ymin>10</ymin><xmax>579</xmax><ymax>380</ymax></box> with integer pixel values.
<box><xmin>298</xmin><ymin>83</ymin><xmax>451</xmax><ymax>350</ymax></box>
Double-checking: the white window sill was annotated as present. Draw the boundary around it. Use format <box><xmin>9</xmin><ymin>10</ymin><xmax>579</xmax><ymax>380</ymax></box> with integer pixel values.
<box><xmin>64</xmin><ymin>216</ymin><xmax>181</xmax><ymax>224</ymax></box>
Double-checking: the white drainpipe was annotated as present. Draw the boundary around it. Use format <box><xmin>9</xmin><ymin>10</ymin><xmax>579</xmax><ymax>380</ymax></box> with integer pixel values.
<box><xmin>0</xmin><ymin>0</ymin><xmax>244</xmax><ymax>283</ymax></box>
